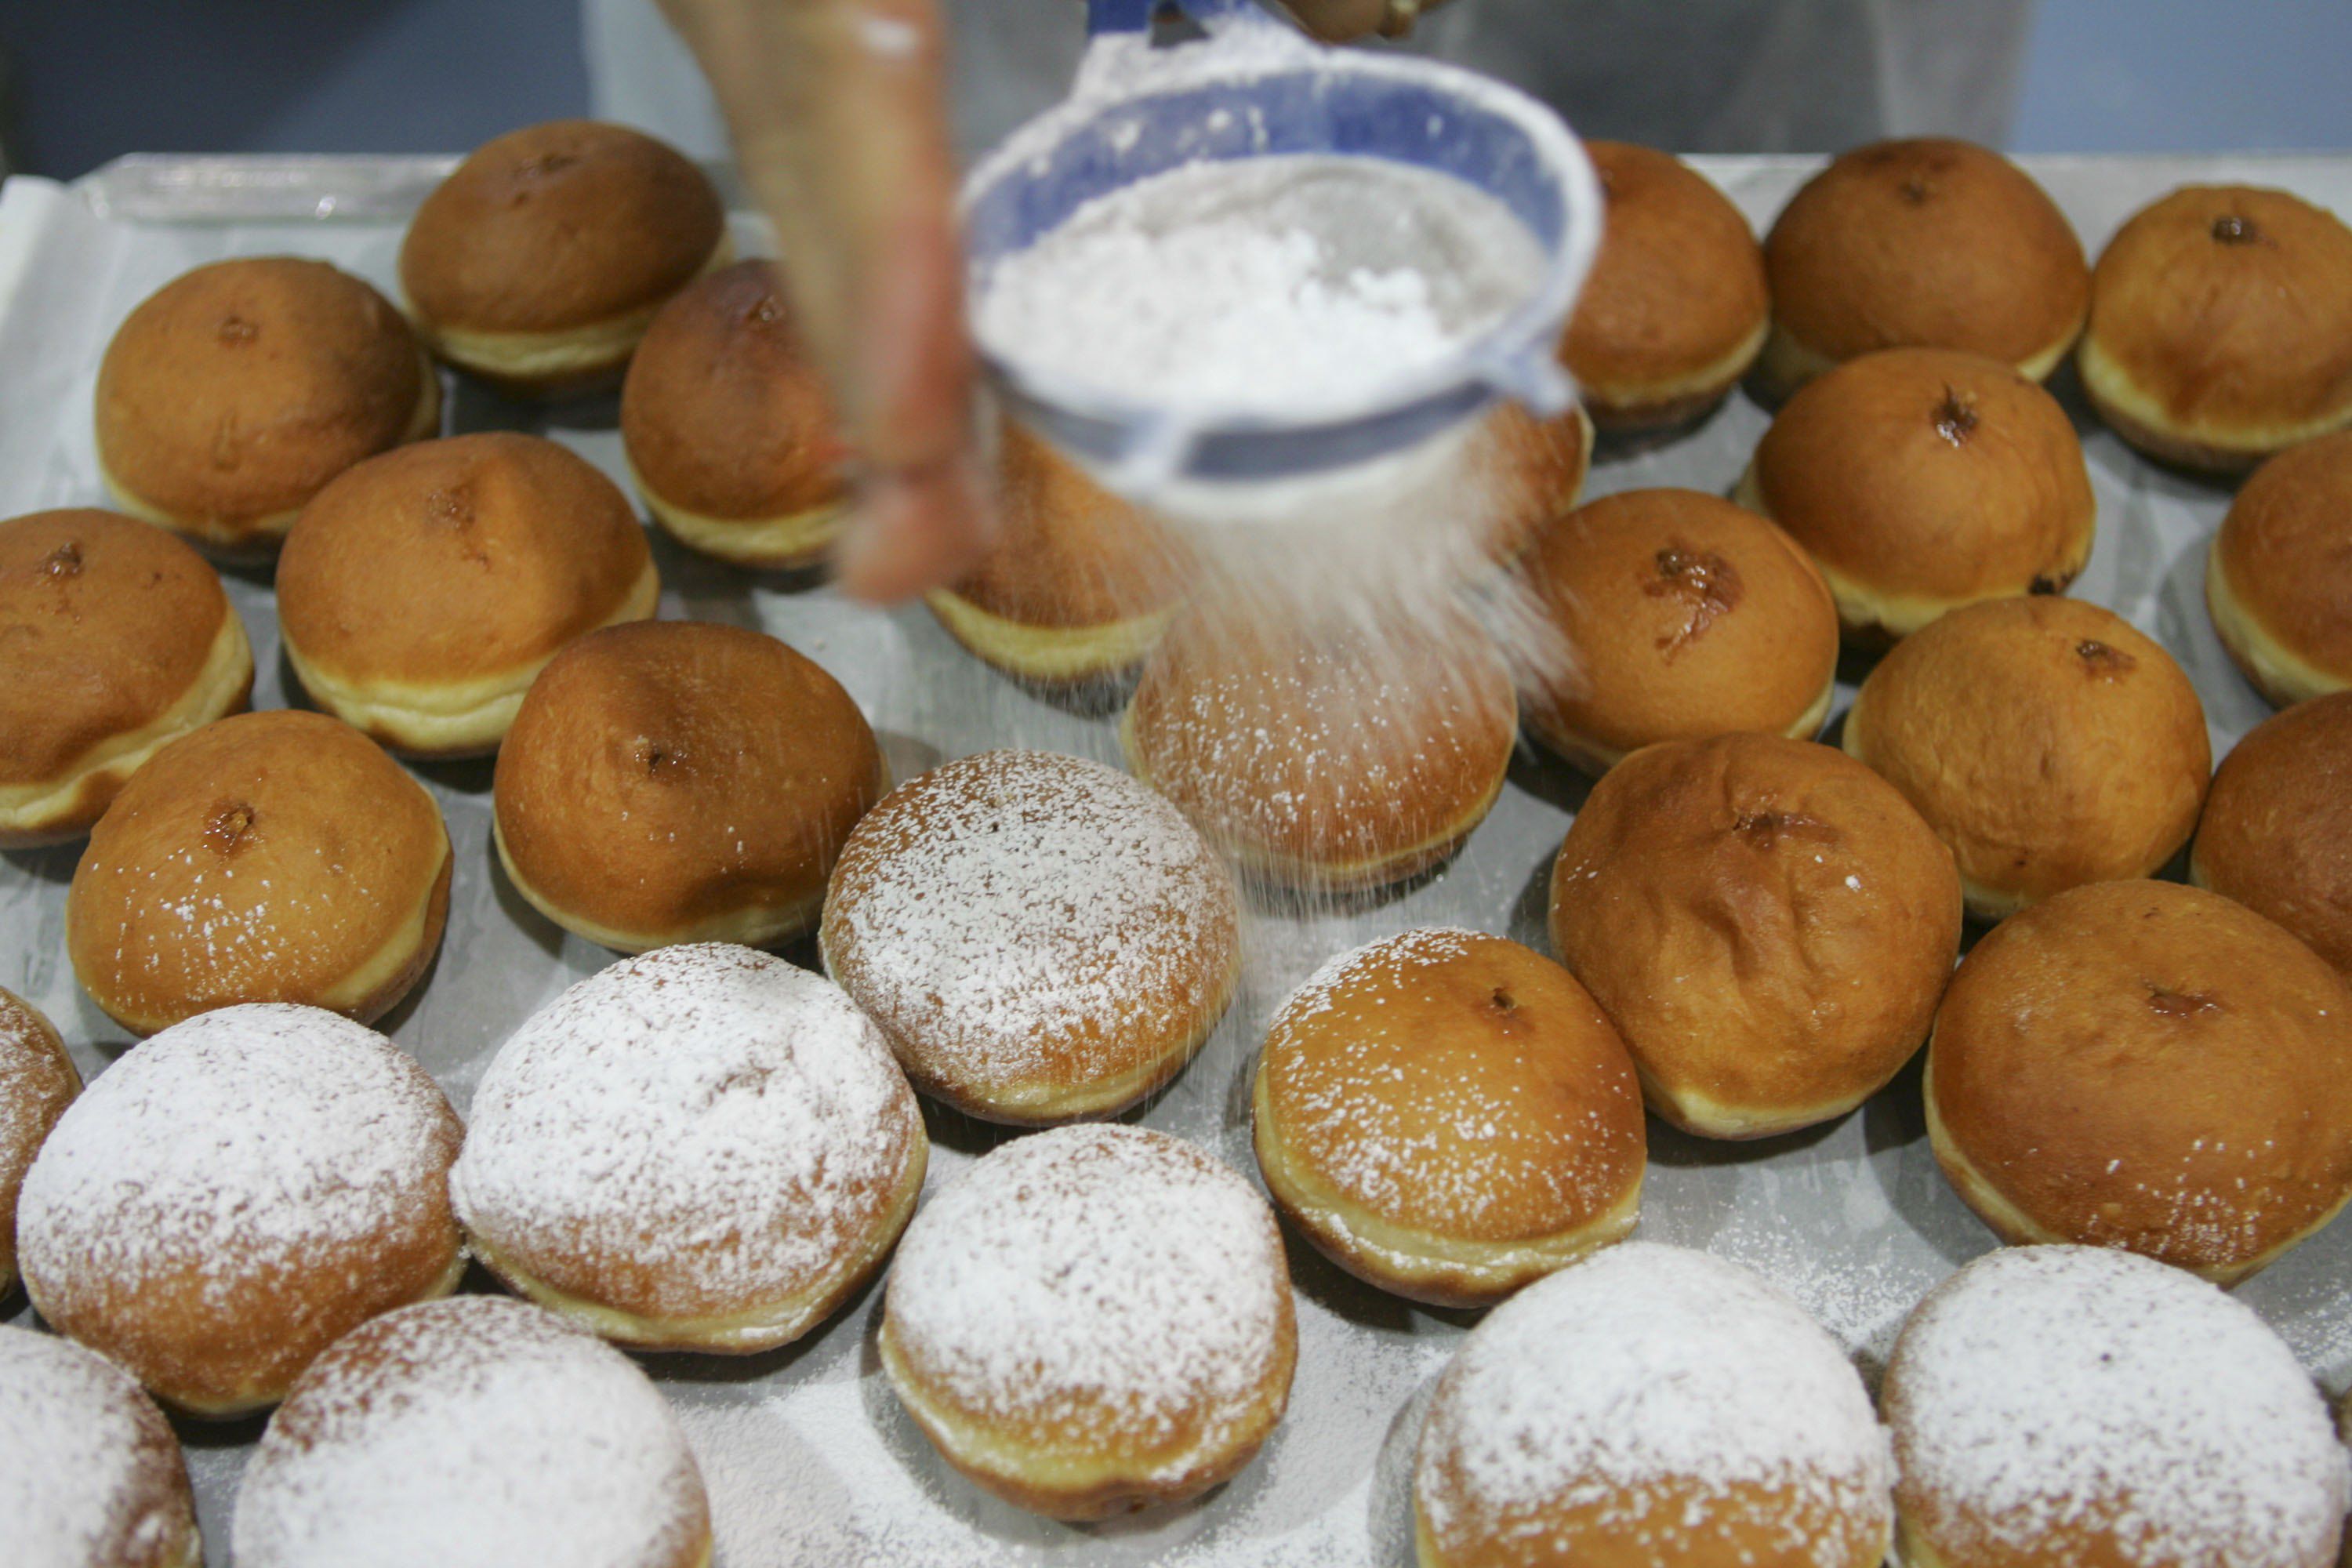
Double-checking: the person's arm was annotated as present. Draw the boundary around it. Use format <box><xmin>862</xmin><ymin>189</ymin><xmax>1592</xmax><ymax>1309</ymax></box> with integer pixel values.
<box><xmin>658</xmin><ymin>0</ymin><xmax>1437</xmax><ymax>601</ymax></box>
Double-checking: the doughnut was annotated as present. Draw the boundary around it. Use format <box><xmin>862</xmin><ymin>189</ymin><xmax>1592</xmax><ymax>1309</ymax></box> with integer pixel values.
<box><xmin>1122</xmin><ymin>603</ymin><xmax>1517</xmax><ymax>892</ymax></box>
<box><xmin>1926</xmin><ymin>878</ymin><xmax>2352</xmax><ymax>1284</ymax></box>
<box><xmin>821</xmin><ymin>749</ymin><xmax>1240</xmax><ymax>1123</ymax></box>
<box><xmin>232</xmin><ymin>1295</ymin><xmax>711</xmax><ymax>1568</ymax></box>
<box><xmin>1517</xmin><ymin>488</ymin><xmax>1838</xmax><ymax>773</ymax></box>
<box><xmin>2192</xmin><ymin>692</ymin><xmax>2352</xmax><ymax>976</ymax></box>
<box><xmin>1250</xmin><ymin>927</ymin><xmax>1645</xmax><ymax>1306</ymax></box>
<box><xmin>1883</xmin><ymin>1246</ymin><xmax>2347</xmax><ymax>1568</ymax></box>
<box><xmin>1842</xmin><ymin>597</ymin><xmax>2209</xmax><ymax>921</ymax></box>
<box><xmin>2081</xmin><ymin>185</ymin><xmax>2352</xmax><ymax>473</ymax></box>
<box><xmin>1735</xmin><ymin>347</ymin><xmax>2095</xmax><ymax>644</ymax></box>
<box><xmin>0</xmin><ymin>509</ymin><xmax>252</xmax><ymax>847</ymax></box>
<box><xmin>278</xmin><ymin>434</ymin><xmax>659</xmax><ymax>757</ymax></box>
<box><xmin>451</xmin><ymin>943</ymin><xmax>926</xmax><ymax>1352</ymax></box>
<box><xmin>621</xmin><ymin>259</ymin><xmax>848</xmax><ymax>570</ymax></box>
<box><xmin>1760</xmin><ymin>138</ymin><xmax>2086</xmax><ymax>393</ymax></box>
<box><xmin>400</xmin><ymin>120</ymin><xmax>729</xmax><ymax>394</ymax></box>
<box><xmin>1562</xmin><ymin>141</ymin><xmax>1769</xmax><ymax>430</ymax></box>
<box><xmin>0</xmin><ymin>1325</ymin><xmax>201</xmax><ymax>1568</ymax></box>
<box><xmin>493</xmin><ymin>620</ymin><xmax>885</xmax><ymax>953</ymax></box>
<box><xmin>879</xmin><ymin>1123</ymin><xmax>1295</xmax><ymax>1520</ymax></box>
<box><xmin>1471</xmin><ymin>401</ymin><xmax>1594</xmax><ymax>561</ymax></box>
<box><xmin>1549</xmin><ymin>734</ymin><xmax>1962</xmax><ymax>1139</ymax></box>
<box><xmin>94</xmin><ymin>256</ymin><xmax>437</xmax><ymax>558</ymax></box>
<box><xmin>67</xmin><ymin>710</ymin><xmax>451</xmax><ymax>1036</ymax></box>
<box><xmin>926</xmin><ymin>422</ymin><xmax>1196</xmax><ymax>687</ymax></box>
<box><xmin>2206</xmin><ymin>429</ymin><xmax>2352</xmax><ymax>706</ymax></box>
<box><xmin>1414</xmin><ymin>1242</ymin><xmax>1892</xmax><ymax>1568</ymax></box>
<box><xmin>16</xmin><ymin>1004</ymin><xmax>465</xmax><ymax>1415</ymax></box>
<box><xmin>0</xmin><ymin>985</ymin><xmax>78</xmax><ymax>1296</ymax></box>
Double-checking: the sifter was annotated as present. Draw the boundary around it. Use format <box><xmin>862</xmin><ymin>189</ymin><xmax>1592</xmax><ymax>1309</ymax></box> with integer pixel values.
<box><xmin>960</xmin><ymin>0</ymin><xmax>1606</xmax><ymax>498</ymax></box>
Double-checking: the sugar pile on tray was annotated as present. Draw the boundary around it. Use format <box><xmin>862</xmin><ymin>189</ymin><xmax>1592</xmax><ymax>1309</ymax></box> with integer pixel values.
<box><xmin>974</xmin><ymin>154</ymin><xmax>1543</xmax><ymax>416</ymax></box>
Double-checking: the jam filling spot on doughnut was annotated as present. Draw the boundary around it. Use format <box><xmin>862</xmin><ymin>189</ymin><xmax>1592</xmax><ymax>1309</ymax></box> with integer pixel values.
<box><xmin>216</xmin><ymin>314</ymin><xmax>258</xmax><ymax>347</ymax></box>
<box><xmin>2211</xmin><ymin>213</ymin><xmax>2263</xmax><ymax>246</ymax></box>
<box><xmin>1489</xmin><ymin>985</ymin><xmax>1518</xmax><ymax>1014</ymax></box>
<box><xmin>2147</xmin><ymin>984</ymin><xmax>2223</xmax><ymax>1019</ymax></box>
<box><xmin>1932</xmin><ymin>388</ymin><xmax>1980</xmax><ymax>448</ymax></box>
<box><xmin>1646</xmin><ymin>544</ymin><xmax>1743</xmax><ymax>658</ymax></box>
<box><xmin>631</xmin><ymin>735</ymin><xmax>683</xmax><ymax>775</ymax></box>
<box><xmin>206</xmin><ymin>800</ymin><xmax>259</xmax><ymax>856</ymax></box>
<box><xmin>42</xmin><ymin>542</ymin><xmax>82</xmax><ymax>579</ymax></box>
<box><xmin>2075</xmin><ymin>639</ymin><xmax>2137</xmax><ymax>678</ymax></box>
<box><xmin>746</xmin><ymin>292</ymin><xmax>786</xmax><ymax>330</ymax></box>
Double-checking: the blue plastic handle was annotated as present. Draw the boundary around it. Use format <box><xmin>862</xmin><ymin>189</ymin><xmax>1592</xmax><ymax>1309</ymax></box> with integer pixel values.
<box><xmin>1087</xmin><ymin>0</ymin><xmax>1252</xmax><ymax>34</ymax></box>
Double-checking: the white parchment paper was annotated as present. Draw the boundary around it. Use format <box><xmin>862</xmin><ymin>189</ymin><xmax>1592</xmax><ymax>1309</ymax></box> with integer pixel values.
<box><xmin>2</xmin><ymin>152</ymin><xmax>2348</xmax><ymax>1567</ymax></box>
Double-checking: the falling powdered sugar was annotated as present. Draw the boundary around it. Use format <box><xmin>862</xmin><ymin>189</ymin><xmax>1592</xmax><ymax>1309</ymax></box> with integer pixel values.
<box><xmin>1415</xmin><ymin>1243</ymin><xmax>1891</xmax><ymax>1556</ymax></box>
<box><xmin>974</xmin><ymin>154</ymin><xmax>1543</xmax><ymax>416</ymax></box>
<box><xmin>884</xmin><ymin>1124</ymin><xmax>1291</xmax><ymax>1470</ymax></box>
<box><xmin>231</xmin><ymin>1295</ymin><xmax>709</xmax><ymax>1568</ymax></box>
<box><xmin>0</xmin><ymin>1326</ymin><xmax>196</xmax><ymax>1568</ymax></box>
<box><xmin>14</xmin><ymin>1004</ymin><xmax>459</xmax><ymax>1308</ymax></box>
<box><xmin>1882</xmin><ymin>1245</ymin><xmax>2350</xmax><ymax>1567</ymax></box>
<box><xmin>449</xmin><ymin>942</ymin><xmax>923</xmax><ymax>1323</ymax></box>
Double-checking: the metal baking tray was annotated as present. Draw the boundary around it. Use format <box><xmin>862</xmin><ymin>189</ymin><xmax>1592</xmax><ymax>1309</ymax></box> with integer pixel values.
<box><xmin>4</xmin><ymin>150</ymin><xmax>2350</xmax><ymax>1567</ymax></box>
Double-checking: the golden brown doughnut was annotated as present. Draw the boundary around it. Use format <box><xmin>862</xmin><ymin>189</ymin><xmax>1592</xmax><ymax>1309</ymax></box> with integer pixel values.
<box><xmin>1563</xmin><ymin>142</ymin><xmax>1769</xmax><ymax>430</ymax></box>
<box><xmin>1736</xmin><ymin>348</ymin><xmax>2096</xmax><ymax>644</ymax></box>
<box><xmin>2205</xmin><ymin>429</ymin><xmax>2352</xmax><ymax>706</ymax></box>
<box><xmin>95</xmin><ymin>257</ymin><xmax>437</xmax><ymax>558</ymax></box>
<box><xmin>493</xmin><ymin>620</ymin><xmax>884</xmax><ymax>952</ymax></box>
<box><xmin>1518</xmin><ymin>488</ymin><xmax>1838</xmax><ymax>772</ymax></box>
<box><xmin>67</xmin><ymin>710</ymin><xmax>451</xmax><ymax>1037</ymax></box>
<box><xmin>1549</xmin><ymin>734</ymin><xmax>1962</xmax><ymax>1139</ymax></box>
<box><xmin>1842</xmin><ymin>597</ymin><xmax>2210</xmax><ymax>920</ymax></box>
<box><xmin>2191</xmin><ymin>692</ymin><xmax>2352</xmax><ymax>977</ymax></box>
<box><xmin>1883</xmin><ymin>1246</ymin><xmax>2348</xmax><ymax>1568</ymax></box>
<box><xmin>926</xmin><ymin>423</ymin><xmax>1197</xmax><ymax>687</ymax></box>
<box><xmin>822</xmin><ymin>749</ymin><xmax>1240</xmax><ymax>1123</ymax></box>
<box><xmin>1251</xmin><ymin>927</ymin><xmax>1646</xmax><ymax>1306</ymax></box>
<box><xmin>277</xmin><ymin>433</ymin><xmax>659</xmax><ymax>757</ymax></box>
<box><xmin>2081</xmin><ymin>185</ymin><xmax>2352</xmax><ymax>473</ymax></box>
<box><xmin>16</xmin><ymin>1004</ymin><xmax>466</xmax><ymax>1416</ymax></box>
<box><xmin>1414</xmin><ymin>1243</ymin><xmax>1893</xmax><ymax>1568</ymax></box>
<box><xmin>0</xmin><ymin>509</ymin><xmax>252</xmax><ymax>846</ymax></box>
<box><xmin>0</xmin><ymin>986</ymin><xmax>78</xmax><ymax>1297</ymax></box>
<box><xmin>0</xmin><ymin>1325</ymin><xmax>201</xmax><ymax>1568</ymax></box>
<box><xmin>1926</xmin><ymin>878</ymin><xmax>2352</xmax><ymax>1285</ymax></box>
<box><xmin>400</xmin><ymin>120</ymin><xmax>729</xmax><ymax>393</ymax></box>
<box><xmin>1469</xmin><ymin>401</ymin><xmax>1595</xmax><ymax>563</ymax></box>
<box><xmin>1122</xmin><ymin>603</ymin><xmax>1517</xmax><ymax>892</ymax></box>
<box><xmin>879</xmin><ymin>1124</ymin><xmax>1296</xmax><ymax>1520</ymax></box>
<box><xmin>232</xmin><ymin>1296</ymin><xmax>712</xmax><ymax>1568</ymax></box>
<box><xmin>620</xmin><ymin>259</ymin><xmax>848</xmax><ymax>569</ymax></box>
<box><xmin>452</xmin><ymin>944</ymin><xmax>924</xmax><ymax>1352</ymax></box>
<box><xmin>1761</xmin><ymin>138</ymin><xmax>2087</xmax><ymax>393</ymax></box>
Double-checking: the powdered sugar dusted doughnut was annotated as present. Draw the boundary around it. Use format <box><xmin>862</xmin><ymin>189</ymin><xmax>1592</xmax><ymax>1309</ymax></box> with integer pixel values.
<box><xmin>0</xmin><ymin>1325</ymin><xmax>200</xmax><ymax>1568</ymax></box>
<box><xmin>233</xmin><ymin>1295</ymin><xmax>711</xmax><ymax>1568</ymax></box>
<box><xmin>1252</xmin><ymin>927</ymin><xmax>1646</xmax><ymax>1308</ymax></box>
<box><xmin>1414</xmin><ymin>1242</ymin><xmax>1892</xmax><ymax>1568</ymax></box>
<box><xmin>879</xmin><ymin>1123</ymin><xmax>1296</xmax><ymax>1519</ymax></box>
<box><xmin>1883</xmin><ymin>1246</ymin><xmax>2347</xmax><ymax>1568</ymax></box>
<box><xmin>822</xmin><ymin>750</ymin><xmax>1240</xmax><ymax>1125</ymax></box>
<box><xmin>451</xmin><ymin>943</ymin><xmax>926</xmax><ymax>1352</ymax></box>
<box><xmin>1</xmin><ymin>985</ymin><xmax>78</xmax><ymax>1294</ymax></box>
<box><xmin>16</xmin><ymin>1004</ymin><xmax>464</xmax><ymax>1416</ymax></box>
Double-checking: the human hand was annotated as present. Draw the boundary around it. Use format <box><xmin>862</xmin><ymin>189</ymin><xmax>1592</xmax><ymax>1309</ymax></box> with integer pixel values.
<box><xmin>1272</xmin><ymin>0</ymin><xmax>1448</xmax><ymax>42</ymax></box>
<box><xmin>655</xmin><ymin>0</ymin><xmax>988</xmax><ymax>603</ymax></box>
